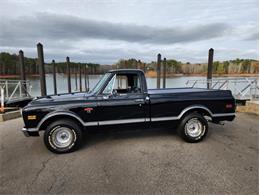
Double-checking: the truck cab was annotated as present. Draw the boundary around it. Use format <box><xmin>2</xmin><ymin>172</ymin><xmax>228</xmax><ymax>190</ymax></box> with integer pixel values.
<box><xmin>94</xmin><ymin>69</ymin><xmax>150</xmax><ymax>126</ymax></box>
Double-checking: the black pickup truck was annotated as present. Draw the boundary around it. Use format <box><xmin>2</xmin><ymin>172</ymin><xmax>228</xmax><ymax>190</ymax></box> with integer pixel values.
<box><xmin>21</xmin><ymin>69</ymin><xmax>236</xmax><ymax>153</ymax></box>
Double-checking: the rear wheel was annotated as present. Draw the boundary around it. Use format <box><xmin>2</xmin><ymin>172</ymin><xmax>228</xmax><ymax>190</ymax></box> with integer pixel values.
<box><xmin>44</xmin><ymin>119</ymin><xmax>82</xmax><ymax>153</ymax></box>
<box><xmin>177</xmin><ymin>112</ymin><xmax>208</xmax><ymax>143</ymax></box>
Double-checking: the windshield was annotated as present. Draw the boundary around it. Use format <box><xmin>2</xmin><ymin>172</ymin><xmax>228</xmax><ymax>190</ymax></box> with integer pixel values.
<box><xmin>90</xmin><ymin>73</ymin><xmax>111</xmax><ymax>94</ymax></box>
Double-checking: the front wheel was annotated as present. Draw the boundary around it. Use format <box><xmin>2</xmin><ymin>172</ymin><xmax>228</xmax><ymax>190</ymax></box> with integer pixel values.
<box><xmin>44</xmin><ymin>119</ymin><xmax>82</xmax><ymax>153</ymax></box>
<box><xmin>177</xmin><ymin>113</ymin><xmax>208</xmax><ymax>143</ymax></box>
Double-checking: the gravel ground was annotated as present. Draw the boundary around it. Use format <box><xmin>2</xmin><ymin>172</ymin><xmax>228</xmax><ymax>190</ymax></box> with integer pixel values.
<box><xmin>0</xmin><ymin>113</ymin><xmax>258</xmax><ymax>194</ymax></box>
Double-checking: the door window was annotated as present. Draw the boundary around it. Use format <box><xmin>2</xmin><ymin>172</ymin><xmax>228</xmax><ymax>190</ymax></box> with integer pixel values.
<box><xmin>102</xmin><ymin>73</ymin><xmax>142</xmax><ymax>95</ymax></box>
<box><xmin>115</xmin><ymin>74</ymin><xmax>141</xmax><ymax>94</ymax></box>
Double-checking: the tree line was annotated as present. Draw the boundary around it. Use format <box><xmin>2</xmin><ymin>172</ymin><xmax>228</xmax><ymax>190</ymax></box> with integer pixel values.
<box><xmin>182</xmin><ymin>59</ymin><xmax>259</xmax><ymax>74</ymax></box>
<box><xmin>114</xmin><ymin>58</ymin><xmax>259</xmax><ymax>74</ymax></box>
<box><xmin>0</xmin><ymin>52</ymin><xmax>102</xmax><ymax>75</ymax></box>
<box><xmin>0</xmin><ymin>52</ymin><xmax>258</xmax><ymax>76</ymax></box>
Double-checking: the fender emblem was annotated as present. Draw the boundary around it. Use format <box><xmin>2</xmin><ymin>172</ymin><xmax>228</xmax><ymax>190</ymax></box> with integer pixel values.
<box><xmin>84</xmin><ymin>108</ymin><xmax>93</xmax><ymax>113</ymax></box>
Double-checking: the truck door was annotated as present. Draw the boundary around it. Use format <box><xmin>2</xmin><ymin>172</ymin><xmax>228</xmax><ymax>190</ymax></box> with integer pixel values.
<box><xmin>97</xmin><ymin>73</ymin><xmax>148</xmax><ymax>127</ymax></box>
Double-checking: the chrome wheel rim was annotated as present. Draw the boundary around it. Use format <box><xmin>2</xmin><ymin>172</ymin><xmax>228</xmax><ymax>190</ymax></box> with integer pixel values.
<box><xmin>51</xmin><ymin>127</ymin><xmax>74</xmax><ymax>148</ymax></box>
<box><xmin>185</xmin><ymin>118</ymin><xmax>204</xmax><ymax>138</ymax></box>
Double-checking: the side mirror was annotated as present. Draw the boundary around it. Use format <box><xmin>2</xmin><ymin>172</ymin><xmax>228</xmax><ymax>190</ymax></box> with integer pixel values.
<box><xmin>112</xmin><ymin>89</ymin><xmax>118</xmax><ymax>96</ymax></box>
<box><xmin>103</xmin><ymin>95</ymin><xmax>110</xmax><ymax>100</ymax></box>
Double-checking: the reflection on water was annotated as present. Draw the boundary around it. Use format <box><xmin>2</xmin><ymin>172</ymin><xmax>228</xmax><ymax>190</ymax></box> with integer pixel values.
<box><xmin>28</xmin><ymin>74</ymin><xmax>103</xmax><ymax>96</ymax></box>
<box><xmin>27</xmin><ymin>74</ymin><xmax>208</xmax><ymax>96</ymax></box>
<box><xmin>7</xmin><ymin>73</ymin><xmax>257</xmax><ymax>97</ymax></box>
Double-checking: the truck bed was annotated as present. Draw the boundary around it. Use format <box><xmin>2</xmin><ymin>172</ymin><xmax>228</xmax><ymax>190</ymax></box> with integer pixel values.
<box><xmin>148</xmin><ymin>87</ymin><xmax>232</xmax><ymax>98</ymax></box>
<box><xmin>147</xmin><ymin>87</ymin><xmax>235</xmax><ymax>120</ymax></box>
<box><xmin>149</xmin><ymin>87</ymin><xmax>218</xmax><ymax>94</ymax></box>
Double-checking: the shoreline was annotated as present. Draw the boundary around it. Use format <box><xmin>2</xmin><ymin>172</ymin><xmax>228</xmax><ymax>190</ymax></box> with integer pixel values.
<box><xmin>145</xmin><ymin>73</ymin><xmax>259</xmax><ymax>78</ymax></box>
<box><xmin>0</xmin><ymin>73</ymin><xmax>258</xmax><ymax>79</ymax></box>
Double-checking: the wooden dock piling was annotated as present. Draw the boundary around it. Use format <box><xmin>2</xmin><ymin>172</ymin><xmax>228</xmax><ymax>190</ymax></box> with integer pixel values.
<box><xmin>52</xmin><ymin>60</ymin><xmax>57</xmax><ymax>95</ymax></box>
<box><xmin>157</xmin><ymin>53</ymin><xmax>161</xmax><ymax>89</ymax></box>
<box><xmin>75</xmin><ymin>66</ymin><xmax>78</xmax><ymax>91</ymax></box>
<box><xmin>163</xmin><ymin>57</ymin><xmax>166</xmax><ymax>88</ymax></box>
<box><xmin>84</xmin><ymin>65</ymin><xmax>87</xmax><ymax>91</ymax></box>
<box><xmin>207</xmin><ymin>48</ymin><xmax>214</xmax><ymax>89</ymax></box>
<box><xmin>18</xmin><ymin>50</ymin><xmax>26</xmax><ymax>95</ymax></box>
<box><xmin>37</xmin><ymin>43</ymin><xmax>47</xmax><ymax>96</ymax></box>
<box><xmin>79</xmin><ymin>65</ymin><xmax>82</xmax><ymax>92</ymax></box>
<box><xmin>66</xmin><ymin>56</ymin><xmax>71</xmax><ymax>93</ymax></box>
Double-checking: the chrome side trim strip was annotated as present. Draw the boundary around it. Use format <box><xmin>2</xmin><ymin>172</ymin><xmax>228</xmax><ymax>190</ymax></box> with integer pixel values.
<box><xmin>151</xmin><ymin>112</ymin><xmax>235</xmax><ymax>122</ymax></box>
<box><xmin>151</xmin><ymin>105</ymin><xmax>235</xmax><ymax>122</ymax></box>
<box><xmin>99</xmin><ymin>118</ymin><xmax>145</xmax><ymax>125</ymax></box>
<box><xmin>212</xmin><ymin>113</ymin><xmax>235</xmax><ymax>117</ymax></box>
<box><xmin>84</xmin><ymin>122</ymin><xmax>99</xmax><ymax>126</ymax></box>
<box><xmin>151</xmin><ymin>116</ymin><xmax>179</xmax><ymax>122</ymax></box>
<box><xmin>145</xmin><ymin>118</ymin><xmax>150</xmax><ymax>122</ymax></box>
<box><xmin>151</xmin><ymin>105</ymin><xmax>212</xmax><ymax>122</ymax></box>
<box><xmin>22</xmin><ymin>127</ymin><xmax>38</xmax><ymax>132</ymax></box>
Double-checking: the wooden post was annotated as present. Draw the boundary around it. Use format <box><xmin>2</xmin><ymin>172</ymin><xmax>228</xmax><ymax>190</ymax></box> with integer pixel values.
<box><xmin>84</xmin><ymin>65</ymin><xmax>87</xmax><ymax>91</ymax></box>
<box><xmin>19</xmin><ymin>50</ymin><xmax>26</xmax><ymax>95</ymax></box>
<box><xmin>75</xmin><ymin>66</ymin><xmax>78</xmax><ymax>91</ymax></box>
<box><xmin>79</xmin><ymin>64</ymin><xmax>82</xmax><ymax>92</ymax></box>
<box><xmin>0</xmin><ymin>87</ymin><xmax>4</xmax><ymax>113</ymax></box>
<box><xmin>157</xmin><ymin>53</ymin><xmax>161</xmax><ymax>89</ymax></box>
<box><xmin>163</xmin><ymin>57</ymin><xmax>166</xmax><ymax>88</ymax></box>
<box><xmin>37</xmin><ymin>43</ymin><xmax>47</xmax><ymax>96</ymax></box>
<box><xmin>66</xmin><ymin>56</ymin><xmax>71</xmax><ymax>93</ymax></box>
<box><xmin>52</xmin><ymin>60</ymin><xmax>57</xmax><ymax>95</ymax></box>
<box><xmin>87</xmin><ymin>66</ymin><xmax>89</xmax><ymax>91</ymax></box>
<box><xmin>207</xmin><ymin>48</ymin><xmax>214</xmax><ymax>89</ymax></box>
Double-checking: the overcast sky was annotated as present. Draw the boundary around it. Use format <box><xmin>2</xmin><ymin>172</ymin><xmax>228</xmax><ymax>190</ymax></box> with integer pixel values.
<box><xmin>0</xmin><ymin>0</ymin><xmax>258</xmax><ymax>64</ymax></box>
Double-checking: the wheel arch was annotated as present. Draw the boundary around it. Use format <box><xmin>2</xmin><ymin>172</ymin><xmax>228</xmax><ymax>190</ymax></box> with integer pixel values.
<box><xmin>38</xmin><ymin>112</ymin><xmax>84</xmax><ymax>131</ymax></box>
<box><xmin>179</xmin><ymin>105</ymin><xmax>213</xmax><ymax>119</ymax></box>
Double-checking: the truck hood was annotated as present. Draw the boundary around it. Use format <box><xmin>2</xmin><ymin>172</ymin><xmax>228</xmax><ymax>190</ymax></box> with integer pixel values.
<box><xmin>28</xmin><ymin>92</ymin><xmax>93</xmax><ymax>105</ymax></box>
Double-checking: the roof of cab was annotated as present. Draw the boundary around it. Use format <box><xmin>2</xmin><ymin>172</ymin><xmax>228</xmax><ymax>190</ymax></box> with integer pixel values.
<box><xmin>108</xmin><ymin>69</ymin><xmax>144</xmax><ymax>74</ymax></box>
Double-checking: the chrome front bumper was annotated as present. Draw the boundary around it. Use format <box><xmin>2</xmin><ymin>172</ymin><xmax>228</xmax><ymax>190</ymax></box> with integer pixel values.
<box><xmin>21</xmin><ymin>127</ymin><xmax>39</xmax><ymax>137</ymax></box>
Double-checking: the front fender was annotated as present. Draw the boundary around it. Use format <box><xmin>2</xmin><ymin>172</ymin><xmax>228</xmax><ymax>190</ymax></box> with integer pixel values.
<box><xmin>37</xmin><ymin>111</ymin><xmax>85</xmax><ymax>131</ymax></box>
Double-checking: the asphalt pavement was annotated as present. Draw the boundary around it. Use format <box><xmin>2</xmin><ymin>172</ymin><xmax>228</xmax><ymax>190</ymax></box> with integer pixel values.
<box><xmin>0</xmin><ymin>113</ymin><xmax>258</xmax><ymax>194</ymax></box>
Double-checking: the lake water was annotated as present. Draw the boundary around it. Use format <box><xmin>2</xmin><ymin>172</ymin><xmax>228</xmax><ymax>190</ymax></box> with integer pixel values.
<box><xmin>24</xmin><ymin>74</ymin><xmax>257</xmax><ymax>97</ymax></box>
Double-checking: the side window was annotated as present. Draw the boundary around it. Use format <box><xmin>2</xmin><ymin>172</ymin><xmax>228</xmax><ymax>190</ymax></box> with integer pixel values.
<box><xmin>116</xmin><ymin>74</ymin><xmax>142</xmax><ymax>94</ymax></box>
<box><xmin>115</xmin><ymin>75</ymin><xmax>128</xmax><ymax>90</ymax></box>
<box><xmin>102</xmin><ymin>73</ymin><xmax>142</xmax><ymax>95</ymax></box>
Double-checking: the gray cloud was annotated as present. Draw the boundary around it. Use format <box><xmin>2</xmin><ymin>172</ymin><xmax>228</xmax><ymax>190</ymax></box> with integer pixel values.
<box><xmin>0</xmin><ymin>0</ymin><xmax>258</xmax><ymax>64</ymax></box>
<box><xmin>244</xmin><ymin>32</ymin><xmax>259</xmax><ymax>41</ymax></box>
<box><xmin>0</xmin><ymin>12</ymin><xmax>230</xmax><ymax>47</ymax></box>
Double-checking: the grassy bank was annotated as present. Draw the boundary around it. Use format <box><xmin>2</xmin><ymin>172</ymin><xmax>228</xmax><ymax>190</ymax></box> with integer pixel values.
<box><xmin>144</xmin><ymin>70</ymin><xmax>259</xmax><ymax>78</ymax></box>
